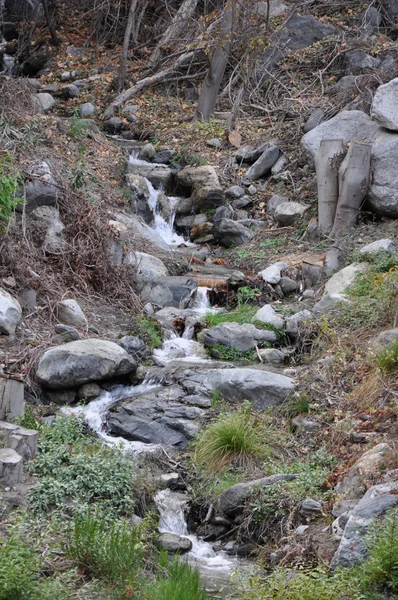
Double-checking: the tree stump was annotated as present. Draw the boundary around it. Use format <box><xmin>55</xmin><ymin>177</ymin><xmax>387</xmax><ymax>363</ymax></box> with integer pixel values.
<box><xmin>0</xmin><ymin>421</ymin><xmax>38</xmax><ymax>459</ymax></box>
<box><xmin>0</xmin><ymin>377</ymin><xmax>25</xmax><ymax>420</ymax></box>
<box><xmin>0</xmin><ymin>448</ymin><xmax>23</xmax><ymax>485</ymax></box>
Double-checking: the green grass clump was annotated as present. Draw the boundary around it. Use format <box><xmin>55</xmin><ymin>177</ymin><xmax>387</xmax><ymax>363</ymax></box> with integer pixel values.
<box><xmin>0</xmin><ymin>536</ymin><xmax>40</xmax><ymax>600</ymax></box>
<box><xmin>28</xmin><ymin>417</ymin><xmax>134</xmax><ymax>517</ymax></box>
<box><xmin>140</xmin><ymin>553</ymin><xmax>207</xmax><ymax>600</ymax></box>
<box><xmin>204</xmin><ymin>304</ymin><xmax>258</xmax><ymax>327</ymax></box>
<box><xmin>193</xmin><ymin>403</ymin><xmax>280</xmax><ymax>471</ymax></box>
<box><xmin>137</xmin><ymin>315</ymin><xmax>163</xmax><ymax>350</ymax></box>
<box><xmin>68</xmin><ymin>511</ymin><xmax>142</xmax><ymax>589</ymax></box>
<box><xmin>206</xmin><ymin>343</ymin><xmax>258</xmax><ymax>361</ymax></box>
<box><xmin>376</xmin><ymin>340</ymin><xmax>398</xmax><ymax>373</ymax></box>
<box><xmin>0</xmin><ymin>153</ymin><xmax>22</xmax><ymax>232</ymax></box>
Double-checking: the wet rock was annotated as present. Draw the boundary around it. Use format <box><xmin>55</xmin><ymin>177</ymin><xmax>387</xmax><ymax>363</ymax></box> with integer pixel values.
<box><xmin>204</xmin><ymin>322</ymin><xmax>276</xmax><ymax>351</ymax></box>
<box><xmin>253</xmin><ymin>305</ymin><xmax>284</xmax><ymax>329</ymax></box>
<box><xmin>124</xmin><ymin>251</ymin><xmax>168</xmax><ymax>289</ymax></box>
<box><xmin>54</xmin><ymin>324</ymin><xmax>82</xmax><ymax>341</ymax></box>
<box><xmin>56</xmin><ymin>299</ymin><xmax>87</xmax><ymax>329</ymax></box>
<box><xmin>259</xmin><ymin>261</ymin><xmax>288</xmax><ymax>284</ymax></box>
<box><xmin>141</xmin><ymin>276</ymin><xmax>198</xmax><ymax>309</ymax></box>
<box><xmin>110</xmin><ymin>212</ymin><xmax>171</xmax><ymax>253</ymax></box>
<box><xmin>118</xmin><ymin>336</ymin><xmax>148</xmax><ymax>361</ymax></box>
<box><xmin>218</xmin><ymin>474</ymin><xmax>297</xmax><ymax>517</ymax></box>
<box><xmin>245</xmin><ymin>144</ymin><xmax>280</xmax><ymax>180</ymax></box>
<box><xmin>303</xmin><ymin>108</ymin><xmax>325</xmax><ymax>133</ymax></box>
<box><xmin>176</xmin><ymin>166</ymin><xmax>219</xmax><ymax>188</ymax></box>
<box><xmin>32</xmin><ymin>92</ymin><xmax>56</xmax><ymax>113</ymax></box>
<box><xmin>274</xmin><ymin>201</ymin><xmax>308</xmax><ymax>226</ymax></box>
<box><xmin>191</xmin><ymin>187</ymin><xmax>225</xmax><ymax>212</ymax></box>
<box><xmin>371</xmin><ymin>77</ymin><xmax>398</xmax><ymax>131</ymax></box>
<box><xmin>37</xmin><ymin>340</ymin><xmax>136</xmax><ymax>389</ymax></box>
<box><xmin>190</xmin><ymin>222</ymin><xmax>213</xmax><ymax>241</ymax></box>
<box><xmin>331</xmin><ymin>477</ymin><xmax>398</xmax><ymax>568</ymax></box>
<box><xmin>0</xmin><ymin>288</ymin><xmax>22</xmax><ymax>335</ymax></box>
<box><xmin>212</xmin><ymin>218</ymin><xmax>252</xmax><ymax>247</ymax></box>
<box><xmin>46</xmin><ymin>389</ymin><xmax>77</xmax><ymax>405</ymax></box>
<box><xmin>157</xmin><ymin>532</ymin><xmax>192</xmax><ymax>553</ymax></box>
<box><xmin>138</xmin><ymin>143</ymin><xmax>156</xmax><ymax>162</ymax></box>
<box><xmin>359</xmin><ymin>238</ymin><xmax>396</xmax><ymax>255</ymax></box>
<box><xmin>79</xmin><ymin>102</ymin><xmax>95</xmax><ymax>117</ymax></box>
<box><xmin>127</xmin><ymin>162</ymin><xmax>172</xmax><ymax>190</ymax></box>
<box><xmin>77</xmin><ymin>382</ymin><xmax>101</xmax><ymax>401</ymax></box>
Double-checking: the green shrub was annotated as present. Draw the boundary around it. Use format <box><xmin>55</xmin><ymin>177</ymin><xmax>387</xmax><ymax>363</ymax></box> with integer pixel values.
<box><xmin>68</xmin><ymin>511</ymin><xmax>142</xmax><ymax>587</ymax></box>
<box><xmin>204</xmin><ymin>305</ymin><xmax>257</xmax><ymax>328</ymax></box>
<box><xmin>0</xmin><ymin>536</ymin><xmax>40</xmax><ymax>600</ymax></box>
<box><xmin>193</xmin><ymin>404</ymin><xmax>279</xmax><ymax>471</ymax></box>
<box><xmin>137</xmin><ymin>315</ymin><xmax>162</xmax><ymax>350</ymax></box>
<box><xmin>376</xmin><ymin>340</ymin><xmax>398</xmax><ymax>373</ymax></box>
<box><xmin>237</xmin><ymin>286</ymin><xmax>261</xmax><ymax>305</ymax></box>
<box><xmin>67</xmin><ymin>115</ymin><xmax>91</xmax><ymax>139</ymax></box>
<box><xmin>29</xmin><ymin>417</ymin><xmax>134</xmax><ymax>516</ymax></box>
<box><xmin>206</xmin><ymin>343</ymin><xmax>257</xmax><ymax>361</ymax></box>
<box><xmin>140</xmin><ymin>553</ymin><xmax>207</xmax><ymax>600</ymax></box>
<box><xmin>0</xmin><ymin>153</ymin><xmax>22</xmax><ymax>232</ymax></box>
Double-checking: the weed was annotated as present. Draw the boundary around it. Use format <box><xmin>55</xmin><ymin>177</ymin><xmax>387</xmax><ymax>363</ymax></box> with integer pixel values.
<box><xmin>259</xmin><ymin>238</ymin><xmax>284</xmax><ymax>249</ymax></box>
<box><xmin>0</xmin><ymin>536</ymin><xmax>40</xmax><ymax>600</ymax></box>
<box><xmin>140</xmin><ymin>553</ymin><xmax>207</xmax><ymax>600</ymax></box>
<box><xmin>280</xmin><ymin>393</ymin><xmax>310</xmax><ymax>419</ymax></box>
<box><xmin>206</xmin><ymin>343</ymin><xmax>258</xmax><ymax>361</ymax></box>
<box><xmin>376</xmin><ymin>340</ymin><xmax>398</xmax><ymax>373</ymax></box>
<box><xmin>137</xmin><ymin>315</ymin><xmax>162</xmax><ymax>350</ymax></box>
<box><xmin>0</xmin><ymin>152</ymin><xmax>23</xmax><ymax>232</ymax></box>
<box><xmin>211</xmin><ymin>389</ymin><xmax>219</xmax><ymax>409</ymax></box>
<box><xmin>237</xmin><ymin>286</ymin><xmax>261</xmax><ymax>305</ymax></box>
<box><xmin>67</xmin><ymin>115</ymin><xmax>91</xmax><ymax>139</ymax></box>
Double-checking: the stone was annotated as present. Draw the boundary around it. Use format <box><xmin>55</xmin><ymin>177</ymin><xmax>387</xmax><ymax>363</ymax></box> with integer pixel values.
<box><xmin>54</xmin><ymin>324</ymin><xmax>82</xmax><ymax>341</ymax></box>
<box><xmin>118</xmin><ymin>336</ymin><xmax>148</xmax><ymax>360</ymax></box>
<box><xmin>245</xmin><ymin>144</ymin><xmax>280</xmax><ymax>180</ymax></box>
<box><xmin>176</xmin><ymin>214</ymin><xmax>208</xmax><ymax>229</ymax></box>
<box><xmin>154</xmin><ymin>148</ymin><xmax>175</xmax><ymax>164</ymax></box>
<box><xmin>190</xmin><ymin>222</ymin><xmax>213</xmax><ymax>241</ymax></box>
<box><xmin>218</xmin><ymin>474</ymin><xmax>297</xmax><ymax>517</ymax></box>
<box><xmin>138</xmin><ymin>143</ymin><xmax>156</xmax><ymax>162</ymax></box>
<box><xmin>213</xmin><ymin>205</ymin><xmax>234</xmax><ymax>222</ymax></box>
<box><xmin>286</xmin><ymin>310</ymin><xmax>312</xmax><ymax>339</ymax></box>
<box><xmin>109</xmin><ymin>213</ymin><xmax>171</xmax><ymax>254</ymax></box>
<box><xmin>127</xmin><ymin>162</ymin><xmax>172</xmax><ymax>190</ymax></box>
<box><xmin>369</xmin><ymin>328</ymin><xmax>398</xmax><ymax>349</ymax></box>
<box><xmin>122</xmin><ymin>105</ymin><xmax>139</xmax><ymax>115</ymax></box>
<box><xmin>191</xmin><ymin>187</ymin><xmax>225</xmax><ymax>212</ymax></box>
<box><xmin>380</xmin><ymin>0</ymin><xmax>398</xmax><ymax>19</ymax></box>
<box><xmin>77</xmin><ymin>382</ymin><xmax>101</xmax><ymax>401</ymax></box>
<box><xmin>335</xmin><ymin>443</ymin><xmax>393</xmax><ymax>498</ymax></box>
<box><xmin>300</xmin><ymin>499</ymin><xmax>323</xmax><ymax>517</ymax></box>
<box><xmin>274</xmin><ymin>201</ymin><xmax>308</xmax><ymax>226</ymax></box>
<box><xmin>343</xmin><ymin>50</ymin><xmax>380</xmax><ymax>76</ymax></box>
<box><xmin>29</xmin><ymin>206</ymin><xmax>66</xmax><ymax>254</ymax></box>
<box><xmin>78</xmin><ymin>102</ymin><xmax>95</xmax><ymax>117</ymax></box>
<box><xmin>206</xmin><ymin>138</ymin><xmax>222</xmax><ymax>148</ymax></box>
<box><xmin>259</xmin><ymin>261</ymin><xmax>288</xmax><ymax>284</ymax></box>
<box><xmin>56</xmin><ymin>299</ymin><xmax>87</xmax><ymax>329</ymax></box>
<box><xmin>61</xmin><ymin>84</ymin><xmax>79</xmax><ymax>98</ymax></box>
<box><xmin>42</xmin><ymin>84</ymin><xmax>59</xmax><ymax>94</ymax></box>
<box><xmin>140</xmin><ymin>276</ymin><xmax>198</xmax><ymax>309</ymax></box>
<box><xmin>313</xmin><ymin>263</ymin><xmax>367</xmax><ymax>314</ymax></box>
<box><xmin>46</xmin><ymin>389</ymin><xmax>77</xmax><ymax>404</ymax></box>
<box><xmin>37</xmin><ymin>340</ymin><xmax>136</xmax><ymax>389</ymax></box>
<box><xmin>225</xmin><ymin>185</ymin><xmax>245</xmax><ymax>199</ymax></box>
<box><xmin>267</xmin><ymin>194</ymin><xmax>288</xmax><ymax>215</ymax></box>
<box><xmin>235</xmin><ymin>143</ymin><xmax>271</xmax><ymax>163</ymax></box>
<box><xmin>0</xmin><ymin>448</ymin><xmax>23</xmax><ymax>485</ymax></box>
<box><xmin>273</xmin><ymin>14</ymin><xmax>336</xmax><ymax>51</ymax></box>
<box><xmin>359</xmin><ymin>239</ymin><xmax>396</xmax><ymax>256</ymax></box>
<box><xmin>32</xmin><ymin>92</ymin><xmax>56</xmax><ymax>113</ymax></box>
<box><xmin>248</xmin><ymin>184</ymin><xmax>257</xmax><ymax>196</ymax></box>
<box><xmin>371</xmin><ymin>78</ymin><xmax>398</xmax><ymax>131</ymax></box>
<box><xmin>176</xmin><ymin>166</ymin><xmax>219</xmax><ymax>188</ymax></box>
<box><xmin>157</xmin><ymin>532</ymin><xmax>192</xmax><ymax>553</ymax></box>
<box><xmin>231</xmin><ymin>195</ymin><xmax>252</xmax><ymax>209</ymax></box>
<box><xmin>60</xmin><ymin>71</ymin><xmax>71</xmax><ymax>81</ymax></box>
<box><xmin>302</xmin><ymin>289</ymin><xmax>315</xmax><ymax>298</ymax></box>
<box><xmin>0</xmin><ymin>289</ymin><xmax>22</xmax><ymax>335</ymax></box>
<box><xmin>253</xmin><ymin>305</ymin><xmax>284</xmax><ymax>329</ymax></box>
<box><xmin>204</xmin><ymin>322</ymin><xmax>276</xmax><ymax>351</ymax></box>
<box><xmin>279</xmin><ymin>277</ymin><xmax>297</xmax><ymax>294</ymax></box>
<box><xmin>331</xmin><ymin>478</ymin><xmax>398</xmax><ymax>568</ymax></box>
<box><xmin>24</xmin><ymin>181</ymin><xmax>58</xmax><ymax>213</ymax></box>
<box><xmin>19</xmin><ymin>289</ymin><xmax>37</xmax><ymax>310</ymax></box>
<box><xmin>124</xmin><ymin>251</ymin><xmax>168</xmax><ymax>289</ymax></box>
<box><xmin>212</xmin><ymin>218</ymin><xmax>252</xmax><ymax>247</ymax></box>
<box><xmin>256</xmin><ymin>0</ymin><xmax>287</xmax><ymax>18</ymax></box>
<box><xmin>0</xmin><ymin>378</ymin><xmax>24</xmax><ymax>420</ymax></box>
<box><xmin>361</xmin><ymin>6</ymin><xmax>381</xmax><ymax>35</ymax></box>
<box><xmin>181</xmin><ymin>367</ymin><xmax>295</xmax><ymax>411</ymax></box>
<box><xmin>271</xmin><ymin>155</ymin><xmax>288</xmax><ymax>175</ymax></box>
<box><xmin>257</xmin><ymin>348</ymin><xmax>286</xmax><ymax>365</ymax></box>
<box><xmin>105</xmin><ymin>117</ymin><xmax>123</xmax><ymax>134</ymax></box>
<box><xmin>303</xmin><ymin>108</ymin><xmax>325</xmax><ymax>133</ymax></box>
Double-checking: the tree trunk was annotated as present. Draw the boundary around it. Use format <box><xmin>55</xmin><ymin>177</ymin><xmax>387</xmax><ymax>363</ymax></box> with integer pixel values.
<box><xmin>117</xmin><ymin>0</ymin><xmax>138</xmax><ymax>92</ymax></box>
<box><xmin>196</xmin><ymin>0</ymin><xmax>238</xmax><ymax>121</ymax></box>
<box><xmin>41</xmin><ymin>0</ymin><xmax>60</xmax><ymax>46</ymax></box>
<box><xmin>147</xmin><ymin>0</ymin><xmax>199</xmax><ymax>69</ymax></box>
<box><xmin>103</xmin><ymin>50</ymin><xmax>197</xmax><ymax>119</ymax></box>
<box><xmin>330</xmin><ymin>141</ymin><xmax>371</xmax><ymax>239</ymax></box>
<box><xmin>315</xmin><ymin>139</ymin><xmax>345</xmax><ymax>235</ymax></box>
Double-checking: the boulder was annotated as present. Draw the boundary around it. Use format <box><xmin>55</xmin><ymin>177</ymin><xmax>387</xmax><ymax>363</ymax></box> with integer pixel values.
<box><xmin>0</xmin><ymin>288</ymin><xmax>22</xmax><ymax>335</ymax></box>
<box><xmin>235</xmin><ymin>143</ymin><xmax>273</xmax><ymax>164</ymax></box>
<box><xmin>259</xmin><ymin>261</ymin><xmax>288</xmax><ymax>284</ymax></box>
<box><xmin>331</xmin><ymin>478</ymin><xmax>398</xmax><ymax>568</ymax></box>
<box><xmin>257</xmin><ymin>348</ymin><xmax>286</xmax><ymax>365</ymax></box>
<box><xmin>176</xmin><ymin>166</ymin><xmax>219</xmax><ymax>188</ymax></box>
<box><xmin>380</xmin><ymin>0</ymin><xmax>398</xmax><ymax>20</ymax></box>
<box><xmin>244</xmin><ymin>144</ymin><xmax>280</xmax><ymax>180</ymax></box>
<box><xmin>105</xmin><ymin>117</ymin><xmax>123</xmax><ymax>134</ymax></box>
<box><xmin>213</xmin><ymin>218</ymin><xmax>252</xmax><ymax>247</ymax></box>
<box><xmin>61</xmin><ymin>84</ymin><xmax>79</xmax><ymax>98</ymax></box>
<box><xmin>371</xmin><ymin>77</ymin><xmax>398</xmax><ymax>131</ymax></box>
<box><xmin>253</xmin><ymin>305</ymin><xmax>284</xmax><ymax>329</ymax></box>
<box><xmin>225</xmin><ymin>185</ymin><xmax>245</xmax><ymax>199</ymax></box>
<box><xmin>267</xmin><ymin>194</ymin><xmax>289</xmax><ymax>215</ymax></box>
<box><xmin>31</xmin><ymin>93</ymin><xmax>56</xmax><ymax>113</ymax></box>
<box><xmin>213</xmin><ymin>205</ymin><xmax>234</xmax><ymax>222</ymax></box>
<box><xmin>124</xmin><ymin>251</ymin><xmax>168</xmax><ymax>288</ymax></box>
<box><xmin>157</xmin><ymin>532</ymin><xmax>192</xmax><ymax>553</ymax></box>
<box><xmin>274</xmin><ymin>201</ymin><xmax>308</xmax><ymax>225</ymax></box>
<box><xmin>218</xmin><ymin>474</ymin><xmax>296</xmax><ymax>517</ymax></box>
<box><xmin>182</xmin><ymin>367</ymin><xmax>295</xmax><ymax>411</ymax></box>
<box><xmin>37</xmin><ymin>340</ymin><xmax>136</xmax><ymax>389</ymax></box>
<box><xmin>56</xmin><ymin>299</ymin><xmax>87</xmax><ymax>329</ymax></box>
<box><xmin>77</xmin><ymin>382</ymin><xmax>101</xmax><ymax>401</ymax></box>
<box><xmin>54</xmin><ymin>324</ymin><xmax>82</xmax><ymax>341</ymax></box>
<box><xmin>190</xmin><ymin>222</ymin><xmax>213</xmax><ymax>241</ymax></box>
<box><xmin>313</xmin><ymin>263</ymin><xmax>367</xmax><ymax>314</ymax></box>
<box><xmin>191</xmin><ymin>186</ymin><xmax>225</xmax><ymax>212</ymax></box>
<box><xmin>369</xmin><ymin>328</ymin><xmax>398</xmax><ymax>349</ymax></box>
<box><xmin>109</xmin><ymin>212</ymin><xmax>171</xmax><ymax>253</ymax></box>
<box><xmin>204</xmin><ymin>322</ymin><xmax>276</xmax><ymax>351</ymax></box>
<box><xmin>118</xmin><ymin>336</ymin><xmax>148</xmax><ymax>360</ymax></box>
<box><xmin>343</xmin><ymin>50</ymin><xmax>380</xmax><ymax>76</ymax></box>
<box><xmin>140</xmin><ymin>276</ymin><xmax>198</xmax><ymax>309</ymax></box>
<box><xmin>279</xmin><ymin>276</ymin><xmax>297</xmax><ymax>294</ymax></box>
<box><xmin>138</xmin><ymin>143</ymin><xmax>156</xmax><ymax>162</ymax></box>
<box><xmin>154</xmin><ymin>148</ymin><xmax>176</xmax><ymax>164</ymax></box>
<box><xmin>29</xmin><ymin>206</ymin><xmax>66</xmax><ymax>254</ymax></box>
<box><xmin>286</xmin><ymin>310</ymin><xmax>312</xmax><ymax>339</ymax></box>
<box><xmin>78</xmin><ymin>102</ymin><xmax>95</xmax><ymax>117</ymax></box>
<box><xmin>272</xmin><ymin>14</ymin><xmax>336</xmax><ymax>51</ymax></box>
<box><xmin>303</xmin><ymin>108</ymin><xmax>325</xmax><ymax>133</ymax></box>
<box><xmin>271</xmin><ymin>155</ymin><xmax>289</xmax><ymax>175</ymax></box>
<box><xmin>127</xmin><ymin>161</ymin><xmax>173</xmax><ymax>190</ymax></box>
<box><xmin>359</xmin><ymin>239</ymin><xmax>396</xmax><ymax>256</ymax></box>
<box><xmin>361</xmin><ymin>6</ymin><xmax>382</xmax><ymax>35</ymax></box>
<box><xmin>335</xmin><ymin>443</ymin><xmax>393</xmax><ymax>498</ymax></box>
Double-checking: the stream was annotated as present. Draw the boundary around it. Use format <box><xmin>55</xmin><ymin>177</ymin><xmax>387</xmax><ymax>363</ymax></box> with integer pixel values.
<box><xmin>63</xmin><ymin>157</ymin><xmax>258</xmax><ymax>596</ymax></box>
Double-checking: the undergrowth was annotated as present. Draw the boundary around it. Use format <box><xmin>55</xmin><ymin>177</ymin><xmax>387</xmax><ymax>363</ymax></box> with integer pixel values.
<box><xmin>0</xmin><ymin>152</ymin><xmax>22</xmax><ymax>232</ymax></box>
<box><xmin>137</xmin><ymin>315</ymin><xmax>163</xmax><ymax>350</ymax></box>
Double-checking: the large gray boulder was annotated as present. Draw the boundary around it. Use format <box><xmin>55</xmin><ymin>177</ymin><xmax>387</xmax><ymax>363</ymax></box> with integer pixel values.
<box><xmin>123</xmin><ymin>251</ymin><xmax>168</xmax><ymax>289</ymax></box>
<box><xmin>157</xmin><ymin>532</ymin><xmax>192</xmax><ymax>553</ymax></box>
<box><xmin>56</xmin><ymin>299</ymin><xmax>87</xmax><ymax>329</ymax></box>
<box><xmin>176</xmin><ymin>166</ymin><xmax>219</xmax><ymax>188</ymax></box>
<box><xmin>141</xmin><ymin>276</ymin><xmax>198</xmax><ymax>309</ymax></box>
<box><xmin>213</xmin><ymin>218</ymin><xmax>253</xmax><ymax>247</ymax></box>
<box><xmin>331</xmin><ymin>478</ymin><xmax>398</xmax><ymax>568</ymax></box>
<box><xmin>218</xmin><ymin>474</ymin><xmax>296</xmax><ymax>517</ymax></box>
<box><xmin>253</xmin><ymin>305</ymin><xmax>284</xmax><ymax>330</ymax></box>
<box><xmin>359</xmin><ymin>238</ymin><xmax>397</xmax><ymax>256</ymax></box>
<box><xmin>371</xmin><ymin>78</ymin><xmax>398</xmax><ymax>131</ymax></box>
<box><xmin>29</xmin><ymin>206</ymin><xmax>66</xmax><ymax>254</ymax></box>
<box><xmin>313</xmin><ymin>263</ymin><xmax>367</xmax><ymax>314</ymax></box>
<box><xmin>21</xmin><ymin>161</ymin><xmax>58</xmax><ymax>213</ymax></box>
<box><xmin>32</xmin><ymin>93</ymin><xmax>56</xmax><ymax>113</ymax></box>
<box><xmin>204</xmin><ymin>322</ymin><xmax>276</xmax><ymax>351</ymax></box>
<box><xmin>0</xmin><ymin>288</ymin><xmax>22</xmax><ymax>335</ymax></box>
<box><xmin>108</xmin><ymin>213</ymin><xmax>171</xmax><ymax>254</ymax></box>
<box><xmin>274</xmin><ymin>201</ymin><xmax>308</xmax><ymax>226</ymax></box>
<box><xmin>181</xmin><ymin>367</ymin><xmax>295</xmax><ymax>411</ymax></box>
<box><xmin>37</xmin><ymin>340</ymin><xmax>136</xmax><ymax>389</ymax></box>
<box><xmin>127</xmin><ymin>162</ymin><xmax>172</xmax><ymax>190</ymax></box>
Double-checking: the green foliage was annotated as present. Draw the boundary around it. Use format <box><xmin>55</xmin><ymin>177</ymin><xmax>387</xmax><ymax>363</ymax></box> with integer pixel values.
<box><xmin>193</xmin><ymin>403</ymin><xmax>280</xmax><ymax>472</ymax></box>
<box><xmin>68</xmin><ymin>511</ymin><xmax>142</xmax><ymax>587</ymax></box>
<box><xmin>28</xmin><ymin>417</ymin><xmax>134</xmax><ymax>517</ymax></box>
<box><xmin>140</xmin><ymin>553</ymin><xmax>207</xmax><ymax>600</ymax></box>
<box><xmin>206</xmin><ymin>343</ymin><xmax>257</xmax><ymax>361</ymax></box>
<box><xmin>67</xmin><ymin>115</ymin><xmax>91</xmax><ymax>139</ymax></box>
<box><xmin>137</xmin><ymin>315</ymin><xmax>162</xmax><ymax>350</ymax></box>
<box><xmin>14</xmin><ymin>405</ymin><xmax>41</xmax><ymax>430</ymax></box>
<box><xmin>259</xmin><ymin>238</ymin><xmax>284</xmax><ymax>249</ymax></box>
<box><xmin>0</xmin><ymin>536</ymin><xmax>40</xmax><ymax>600</ymax></box>
<box><xmin>375</xmin><ymin>340</ymin><xmax>398</xmax><ymax>373</ymax></box>
<box><xmin>237</xmin><ymin>286</ymin><xmax>261</xmax><ymax>305</ymax></box>
<box><xmin>0</xmin><ymin>153</ymin><xmax>22</xmax><ymax>232</ymax></box>
<box><xmin>204</xmin><ymin>305</ymin><xmax>258</xmax><ymax>327</ymax></box>
<box><xmin>280</xmin><ymin>393</ymin><xmax>310</xmax><ymax>419</ymax></box>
